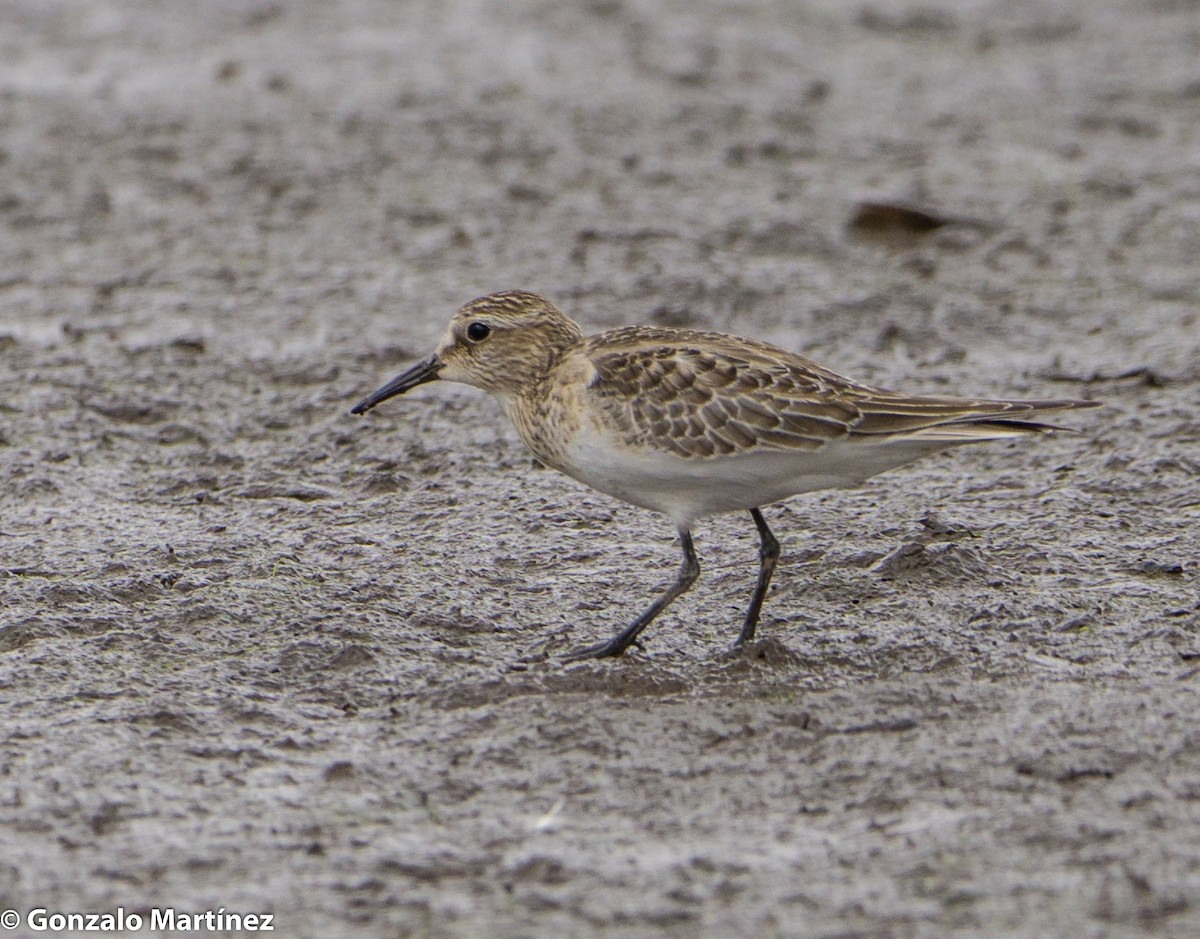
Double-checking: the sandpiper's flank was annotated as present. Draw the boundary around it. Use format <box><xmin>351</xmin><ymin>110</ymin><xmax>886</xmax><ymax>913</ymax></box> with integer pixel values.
<box><xmin>352</xmin><ymin>290</ymin><xmax>1098</xmax><ymax>660</ymax></box>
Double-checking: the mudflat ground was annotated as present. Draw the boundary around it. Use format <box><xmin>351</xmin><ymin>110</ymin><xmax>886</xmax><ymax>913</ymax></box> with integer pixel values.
<box><xmin>2</xmin><ymin>1</ymin><xmax>1199</xmax><ymax>936</ymax></box>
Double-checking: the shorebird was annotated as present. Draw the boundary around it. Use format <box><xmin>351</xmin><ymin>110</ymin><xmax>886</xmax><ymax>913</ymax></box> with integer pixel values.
<box><xmin>352</xmin><ymin>290</ymin><xmax>1097</xmax><ymax>660</ymax></box>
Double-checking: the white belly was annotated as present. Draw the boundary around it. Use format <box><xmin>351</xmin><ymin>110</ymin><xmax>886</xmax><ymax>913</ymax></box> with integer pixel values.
<box><xmin>561</xmin><ymin>426</ymin><xmax>948</xmax><ymax>527</ymax></box>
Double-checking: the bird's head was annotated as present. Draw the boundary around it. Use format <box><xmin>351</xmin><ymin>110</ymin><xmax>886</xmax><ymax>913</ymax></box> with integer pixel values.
<box><xmin>351</xmin><ymin>291</ymin><xmax>583</xmax><ymax>414</ymax></box>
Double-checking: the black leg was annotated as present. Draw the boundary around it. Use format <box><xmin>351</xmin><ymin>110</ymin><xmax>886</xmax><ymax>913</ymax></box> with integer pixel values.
<box><xmin>564</xmin><ymin>528</ymin><xmax>700</xmax><ymax>660</ymax></box>
<box><xmin>735</xmin><ymin>507</ymin><xmax>781</xmax><ymax>647</ymax></box>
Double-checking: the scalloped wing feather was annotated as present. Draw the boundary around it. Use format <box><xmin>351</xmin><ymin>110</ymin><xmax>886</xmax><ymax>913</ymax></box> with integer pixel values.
<box><xmin>586</xmin><ymin>332</ymin><xmax>859</xmax><ymax>459</ymax></box>
<box><xmin>584</xmin><ymin>328</ymin><xmax>1096</xmax><ymax>459</ymax></box>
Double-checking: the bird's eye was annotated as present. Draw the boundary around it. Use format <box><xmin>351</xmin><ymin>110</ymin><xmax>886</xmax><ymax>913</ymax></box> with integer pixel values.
<box><xmin>466</xmin><ymin>321</ymin><xmax>491</xmax><ymax>343</ymax></box>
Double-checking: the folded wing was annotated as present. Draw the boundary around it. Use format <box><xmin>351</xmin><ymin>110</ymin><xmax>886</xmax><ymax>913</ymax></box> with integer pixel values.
<box><xmin>585</xmin><ymin>327</ymin><xmax>1096</xmax><ymax>459</ymax></box>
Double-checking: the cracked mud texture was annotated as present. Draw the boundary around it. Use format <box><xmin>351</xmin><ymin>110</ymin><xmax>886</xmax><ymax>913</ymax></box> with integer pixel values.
<box><xmin>2</xmin><ymin>1</ymin><xmax>1199</xmax><ymax>936</ymax></box>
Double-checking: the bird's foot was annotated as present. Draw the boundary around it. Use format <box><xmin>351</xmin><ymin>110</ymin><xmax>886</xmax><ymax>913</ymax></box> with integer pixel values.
<box><xmin>561</xmin><ymin>636</ymin><xmax>644</xmax><ymax>661</ymax></box>
<box><xmin>732</xmin><ymin>631</ymin><xmax>755</xmax><ymax>650</ymax></box>
<box><xmin>725</xmin><ymin>635</ymin><xmax>802</xmax><ymax>666</ymax></box>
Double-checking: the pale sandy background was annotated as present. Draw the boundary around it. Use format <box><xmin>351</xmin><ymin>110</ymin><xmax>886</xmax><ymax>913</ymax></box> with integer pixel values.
<box><xmin>1</xmin><ymin>1</ymin><xmax>1199</xmax><ymax>936</ymax></box>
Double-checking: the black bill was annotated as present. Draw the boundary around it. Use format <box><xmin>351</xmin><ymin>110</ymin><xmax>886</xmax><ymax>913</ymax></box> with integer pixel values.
<box><xmin>350</xmin><ymin>354</ymin><xmax>442</xmax><ymax>415</ymax></box>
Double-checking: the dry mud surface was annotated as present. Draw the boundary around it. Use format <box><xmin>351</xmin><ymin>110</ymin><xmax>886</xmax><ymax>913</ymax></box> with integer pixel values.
<box><xmin>2</xmin><ymin>1</ymin><xmax>1199</xmax><ymax>936</ymax></box>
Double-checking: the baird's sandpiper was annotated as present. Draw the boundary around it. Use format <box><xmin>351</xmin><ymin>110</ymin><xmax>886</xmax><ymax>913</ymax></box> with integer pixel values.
<box><xmin>352</xmin><ymin>290</ymin><xmax>1097</xmax><ymax>660</ymax></box>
